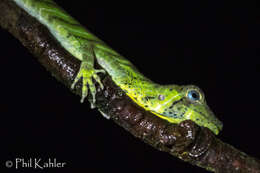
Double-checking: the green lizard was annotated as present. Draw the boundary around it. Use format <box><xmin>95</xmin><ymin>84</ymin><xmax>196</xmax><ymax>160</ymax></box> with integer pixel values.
<box><xmin>13</xmin><ymin>0</ymin><xmax>223</xmax><ymax>135</ymax></box>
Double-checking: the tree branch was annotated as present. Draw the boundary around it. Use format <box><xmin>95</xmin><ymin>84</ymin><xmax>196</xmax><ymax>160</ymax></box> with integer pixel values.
<box><xmin>1</xmin><ymin>0</ymin><xmax>260</xmax><ymax>172</ymax></box>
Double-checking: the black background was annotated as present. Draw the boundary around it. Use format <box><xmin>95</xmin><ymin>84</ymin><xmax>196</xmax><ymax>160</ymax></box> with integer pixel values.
<box><xmin>0</xmin><ymin>1</ymin><xmax>260</xmax><ymax>172</ymax></box>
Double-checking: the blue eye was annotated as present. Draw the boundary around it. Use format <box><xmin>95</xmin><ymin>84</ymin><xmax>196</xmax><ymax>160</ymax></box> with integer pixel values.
<box><xmin>187</xmin><ymin>90</ymin><xmax>200</xmax><ymax>101</ymax></box>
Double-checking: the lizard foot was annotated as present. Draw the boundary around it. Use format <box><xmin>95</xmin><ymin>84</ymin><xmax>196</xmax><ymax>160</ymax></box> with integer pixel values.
<box><xmin>71</xmin><ymin>61</ymin><xmax>105</xmax><ymax>106</ymax></box>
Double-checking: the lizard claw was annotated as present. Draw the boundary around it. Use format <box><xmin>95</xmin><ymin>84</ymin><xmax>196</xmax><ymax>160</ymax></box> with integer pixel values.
<box><xmin>71</xmin><ymin>61</ymin><xmax>105</xmax><ymax>106</ymax></box>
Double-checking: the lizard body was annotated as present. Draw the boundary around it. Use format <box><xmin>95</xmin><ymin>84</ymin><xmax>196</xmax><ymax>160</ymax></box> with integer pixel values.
<box><xmin>13</xmin><ymin>0</ymin><xmax>223</xmax><ymax>134</ymax></box>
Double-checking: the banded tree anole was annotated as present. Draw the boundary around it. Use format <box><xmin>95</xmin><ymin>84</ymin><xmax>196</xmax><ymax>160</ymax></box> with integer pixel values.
<box><xmin>13</xmin><ymin>0</ymin><xmax>223</xmax><ymax>135</ymax></box>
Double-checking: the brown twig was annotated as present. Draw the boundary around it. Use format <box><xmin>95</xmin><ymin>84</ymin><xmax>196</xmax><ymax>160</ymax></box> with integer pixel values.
<box><xmin>0</xmin><ymin>0</ymin><xmax>260</xmax><ymax>172</ymax></box>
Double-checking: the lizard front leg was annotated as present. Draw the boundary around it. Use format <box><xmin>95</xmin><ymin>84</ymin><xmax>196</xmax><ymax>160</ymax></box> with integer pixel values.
<box><xmin>71</xmin><ymin>44</ymin><xmax>105</xmax><ymax>107</ymax></box>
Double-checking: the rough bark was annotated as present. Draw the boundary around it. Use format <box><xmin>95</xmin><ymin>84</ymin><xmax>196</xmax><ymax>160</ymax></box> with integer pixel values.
<box><xmin>0</xmin><ymin>0</ymin><xmax>260</xmax><ymax>172</ymax></box>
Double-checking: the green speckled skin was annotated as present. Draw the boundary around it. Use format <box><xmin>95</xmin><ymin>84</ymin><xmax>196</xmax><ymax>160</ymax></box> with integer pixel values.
<box><xmin>13</xmin><ymin>0</ymin><xmax>223</xmax><ymax>135</ymax></box>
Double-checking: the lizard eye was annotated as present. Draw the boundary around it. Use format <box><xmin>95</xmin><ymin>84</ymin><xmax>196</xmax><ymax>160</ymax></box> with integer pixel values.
<box><xmin>187</xmin><ymin>90</ymin><xmax>200</xmax><ymax>101</ymax></box>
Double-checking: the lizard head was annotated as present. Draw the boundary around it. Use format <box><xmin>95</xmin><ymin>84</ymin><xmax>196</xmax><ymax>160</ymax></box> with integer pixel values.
<box><xmin>152</xmin><ymin>85</ymin><xmax>223</xmax><ymax>135</ymax></box>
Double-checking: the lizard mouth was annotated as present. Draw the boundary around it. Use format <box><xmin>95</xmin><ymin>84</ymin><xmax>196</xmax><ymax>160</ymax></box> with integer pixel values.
<box><xmin>151</xmin><ymin>109</ymin><xmax>223</xmax><ymax>135</ymax></box>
